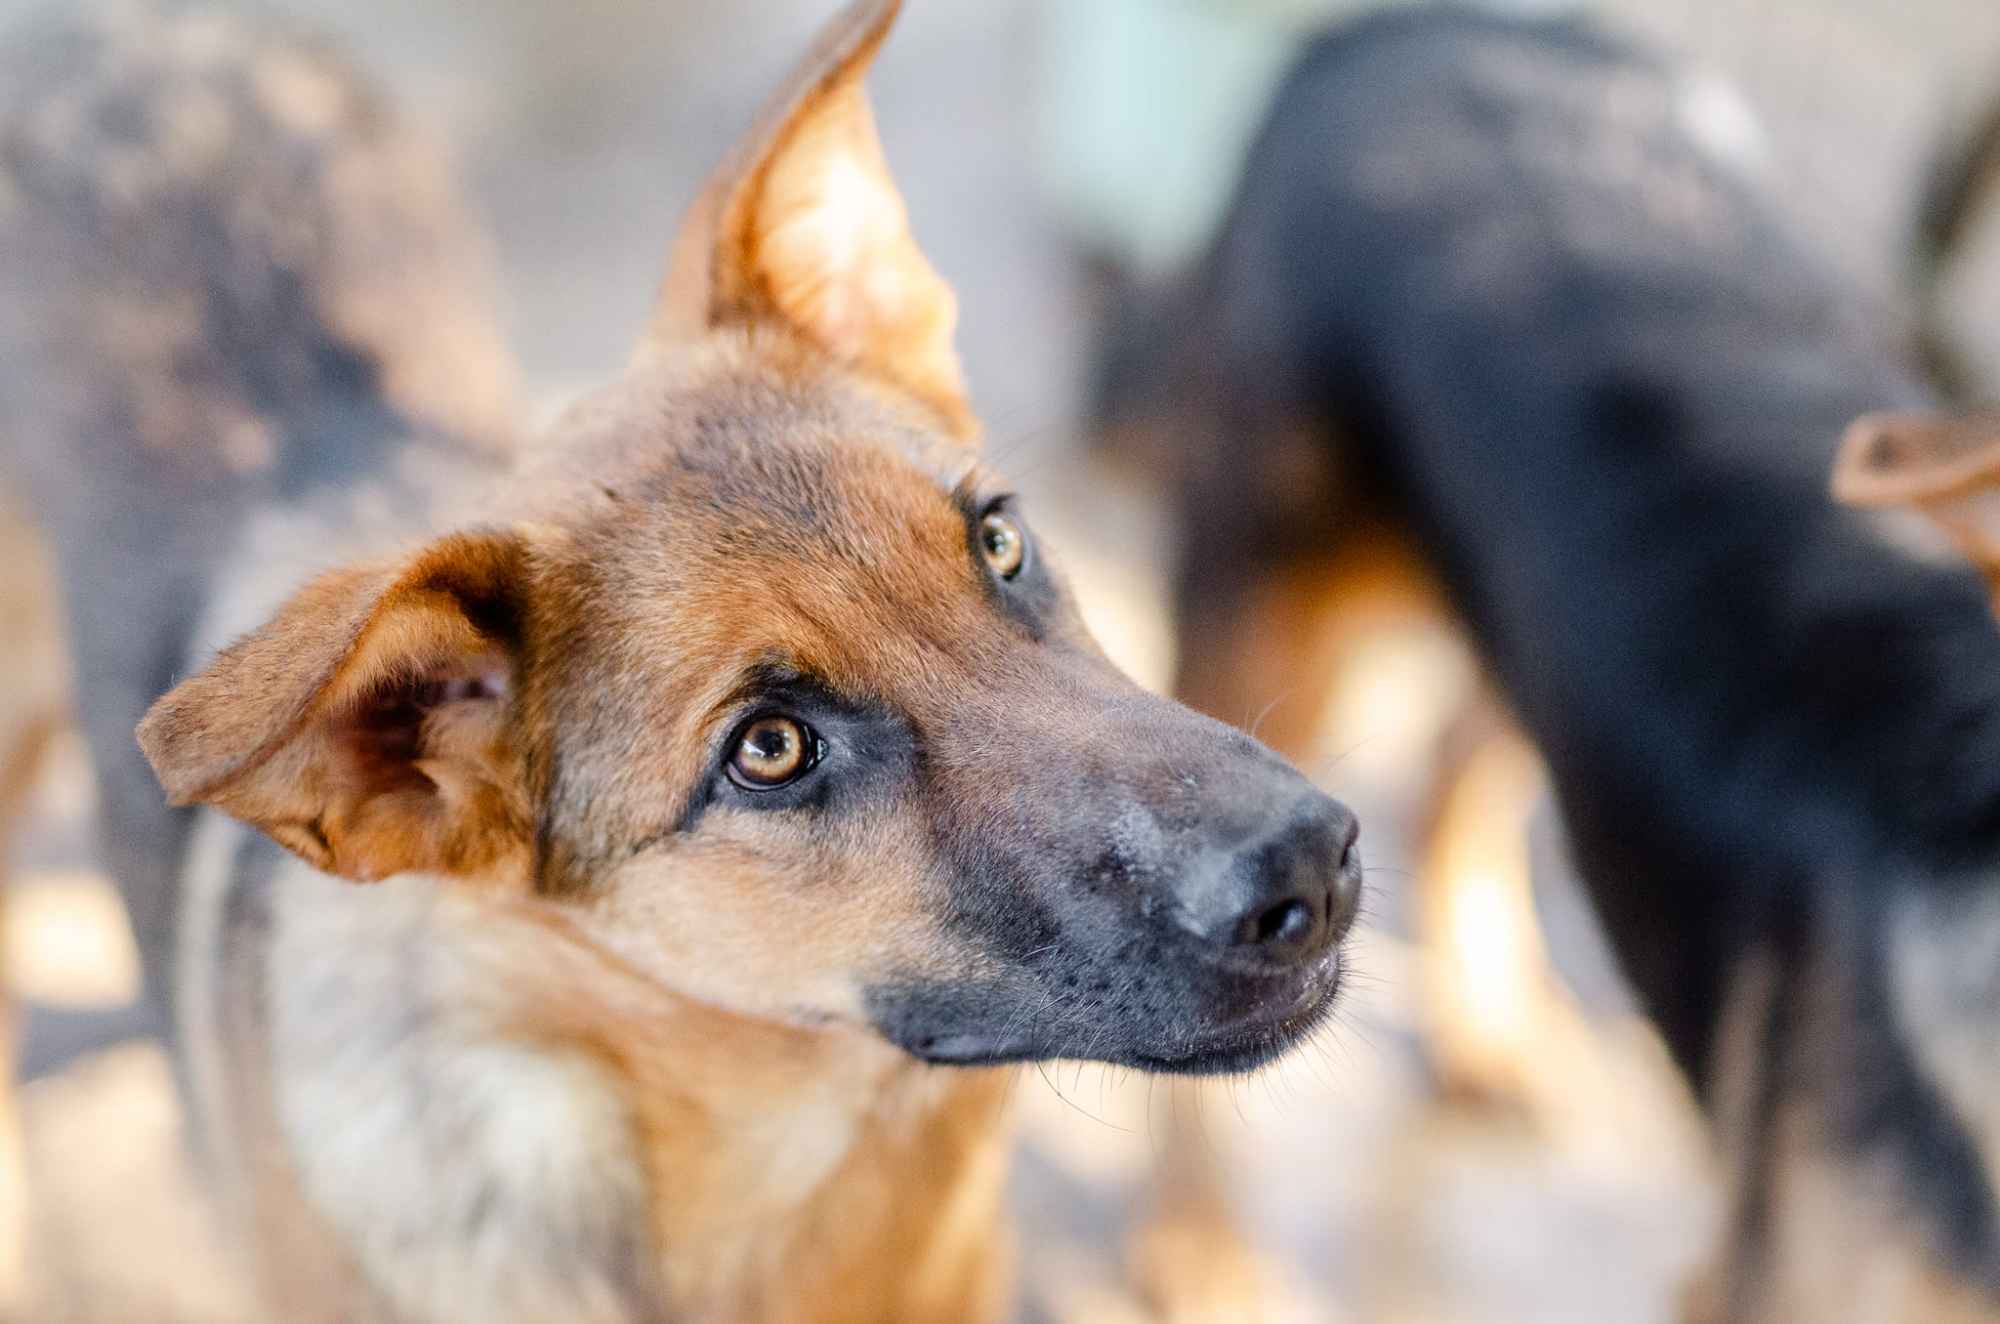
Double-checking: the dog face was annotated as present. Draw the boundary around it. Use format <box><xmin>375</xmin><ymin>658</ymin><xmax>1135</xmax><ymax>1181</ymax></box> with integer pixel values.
<box><xmin>138</xmin><ymin>0</ymin><xmax>1360</xmax><ymax>1075</ymax></box>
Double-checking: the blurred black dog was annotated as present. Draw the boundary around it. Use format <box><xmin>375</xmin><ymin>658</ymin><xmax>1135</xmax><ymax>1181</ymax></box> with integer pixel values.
<box><xmin>1917</xmin><ymin>71</ymin><xmax>2000</xmax><ymax>402</ymax></box>
<box><xmin>1099</xmin><ymin>10</ymin><xmax>2000</xmax><ymax>1320</ymax></box>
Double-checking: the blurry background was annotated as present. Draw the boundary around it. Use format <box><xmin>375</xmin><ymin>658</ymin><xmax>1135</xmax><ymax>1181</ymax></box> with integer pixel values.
<box><xmin>6</xmin><ymin>0</ymin><xmax>2000</xmax><ymax>1320</ymax></box>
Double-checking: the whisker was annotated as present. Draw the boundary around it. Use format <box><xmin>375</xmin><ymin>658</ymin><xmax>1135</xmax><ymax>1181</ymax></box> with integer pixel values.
<box><xmin>1245</xmin><ymin>688</ymin><xmax>1295</xmax><ymax>742</ymax></box>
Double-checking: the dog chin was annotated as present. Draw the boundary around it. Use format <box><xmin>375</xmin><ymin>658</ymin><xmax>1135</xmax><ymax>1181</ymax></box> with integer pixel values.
<box><xmin>1121</xmin><ymin>969</ymin><xmax>1343</xmax><ymax>1075</ymax></box>
<box><xmin>871</xmin><ymin>958</ymin><xmax>1342</xmax><ymax>1076</ymax></box>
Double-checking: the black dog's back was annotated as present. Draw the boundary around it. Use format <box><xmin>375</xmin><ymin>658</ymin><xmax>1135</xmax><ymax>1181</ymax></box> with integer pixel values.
<box><xmin>0</xmin><ymin>0</ymin><xmax>516</xmax><ymax>1069</ymax></box>
<box><xmin>1107</xmin><ymin>9</ymin><xmax>2000</xmax><ymax>1302</ymax></box>
<box><xmin>1181</xmin><ymin>7</ymin><xmax>2000</xmax><ymax>1083</ymax></box>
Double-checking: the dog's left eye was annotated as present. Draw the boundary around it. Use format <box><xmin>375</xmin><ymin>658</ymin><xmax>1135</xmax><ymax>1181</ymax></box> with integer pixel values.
<box><xmin>979</xmin><ymin>512</ymin><xmax>1026</xmax><ymax>579</ymax></box>
<box><xmin>727</xmin><ymin>715</ymin><xmax>818</xmax><ymax>789</ymax></box>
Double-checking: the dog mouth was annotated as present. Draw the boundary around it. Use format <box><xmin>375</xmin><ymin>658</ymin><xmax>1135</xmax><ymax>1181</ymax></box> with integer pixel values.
<box><xmin>1123</xmin><ymin>960</ymin><xmax>1343</xmax><ymax>1075</ymax></box>
<box><xmin>888</xmin><ymin>951</ymin><xmax>1343</xmax><ymax>1075</ymax></box>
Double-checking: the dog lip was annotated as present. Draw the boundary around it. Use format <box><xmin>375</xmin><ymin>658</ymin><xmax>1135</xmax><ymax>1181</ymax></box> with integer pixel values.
<box><xmin>1128</xmin><ymin>970</ymin><xmax>1342</xmax><ymax>1075</ymax></box>
<box><xmin>1196</xmin><ymin>932</ymin><xmax>1337</xmax><ymax>978</ymax></box>
<box><xmin>910</xmin><ymin>1032</ymin><xmax>1035</xmax><ymax>1066</ymax></box>
<box><xmin>899</xmin><ymin>953</ymin><xmax>1342</xmax><ymax>1072</ymax></box>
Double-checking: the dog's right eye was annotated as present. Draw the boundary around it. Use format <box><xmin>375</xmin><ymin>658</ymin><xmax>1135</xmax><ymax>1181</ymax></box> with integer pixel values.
<box><xmin>979</xmin><ymin>511</ymin><xmax>1026</xmax><ymax>579</ymax></box>
<box><xmin>727</xmin><ymin>715</ymin><xmax>818</xmax><ymax>789</ymax></box>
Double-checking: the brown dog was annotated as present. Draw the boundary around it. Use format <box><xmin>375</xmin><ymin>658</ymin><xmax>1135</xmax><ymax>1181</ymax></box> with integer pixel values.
<box><xmin>0</xmin><ymin>1</ymin><xmax>1362</xmax><ymax>1319</ymax></box>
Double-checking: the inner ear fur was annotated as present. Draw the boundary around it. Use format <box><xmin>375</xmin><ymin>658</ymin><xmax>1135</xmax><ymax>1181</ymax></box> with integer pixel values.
<box><xmin>1835</xmin><ymin>409</ymin><xmax>2000</xmax><ymax>586</ymax></box>
<box><xmin>137</xmin><ymin>530</ymin><xmax>535</xmax><ymax>885</ymax></box>
<box><xmin>645</xmin><ymin>0</ymin><xmax>976</xmax><ymax>441</ymax></box>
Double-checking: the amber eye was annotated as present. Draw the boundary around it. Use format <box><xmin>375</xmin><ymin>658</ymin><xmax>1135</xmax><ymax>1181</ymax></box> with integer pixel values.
<box><xmin>979</xmin><ymin>512</ymin><xmax>1025</xmax><ymax>579</ymax></box>
<box><xmin>727</xmin><ymin>715</ymin><xmax>815</xmax><ymax>789</ymax></box>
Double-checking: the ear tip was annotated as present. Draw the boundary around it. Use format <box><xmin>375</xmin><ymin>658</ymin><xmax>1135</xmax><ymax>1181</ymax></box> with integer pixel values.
<box><xmin>1831</xmin><ymin>412</ymin><xmax>1897</xmax><ymax>503</ymax></box>
<box><xmin>134</xmin><ymin>702</ymin><xmax>171</xmax><ymax>773</ymax></box>
<box><xmin>1833</xmin><ymin>409</ymin><xmax>2000</xmax><ymax>507</ymax></box>
<box><xmin>134</xmin><ymin>699</ymin><xmax>208</xmax><ymax>805</ymax></box>
<box><xmin>849</xmin><ymin>0</ymin><xmax>903</xmax><ymax>37</ymax></box>
<box><xmin>136</xmin><ymin>683</ymin><xmax>255</xmax><ymax>807</ymax></box>
<box><xmin>823</xmin><ymin>0</ymin><xmax>905</xmax><ymax>84</ymax></box>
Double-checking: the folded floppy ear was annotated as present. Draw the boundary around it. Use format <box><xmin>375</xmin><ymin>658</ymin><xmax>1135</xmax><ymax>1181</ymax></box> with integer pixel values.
<box><xmin>646</xmin><ymin>0</ymin><xmax>974</xmax><ymax>440</ymax></box>
<box><xmin>137</xmin><ymin>531</ymin><xmax>533</xmax><ymax>886</ymax></box>
<box><xmin>1835</xmin><ymin>409</ymin><xmax>2000</xmax><ymax>590</ymax></box>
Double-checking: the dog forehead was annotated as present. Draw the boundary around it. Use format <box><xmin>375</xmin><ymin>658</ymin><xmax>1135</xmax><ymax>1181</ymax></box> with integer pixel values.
<box><xmin>528</xmin><ymin>337</ymin><xmax>974</xmax><ymax>506</ymax></box>
<box><xmin>570</xmin><ymin>412</ymin><xmax>980</xmax><ymax>594</ymax></box>
<box><xmin>523</xmin><ymin>353</ymin><xmax>1016</xmax><ymax>690</ymax></box>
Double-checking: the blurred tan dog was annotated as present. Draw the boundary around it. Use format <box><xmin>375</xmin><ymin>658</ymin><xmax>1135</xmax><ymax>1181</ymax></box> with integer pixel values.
<box><xmin>0</xmin><ymin>499</ymin><xmax>63</xmax><ymax>903</ymax></box>
<box><xmin>0</xmin><ymin>2</ymin><xmax>1364</xmax><ymax>1319</ymax></box>
<box><xmin>0</xmin><ymin>488</ymin><xmax>65</xmax><ymax>1314</ymax></box>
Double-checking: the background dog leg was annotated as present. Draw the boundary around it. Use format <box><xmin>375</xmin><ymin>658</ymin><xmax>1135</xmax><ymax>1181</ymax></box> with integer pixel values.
<box><xmin>0</xmin><ymin>717</ymin><xmax>54</xmax><ymax>1314</ymax></box>
<box><xmin>0</xmin><ymin>488</ymin><xmax>68</xmax><ymax>1313</ymax></box>
<box><xmin>1415</xmin><ymin>702</ymin><xmax>1554</xmax><ymax>1112</ymax></box>
<box><xmin>1124</xmin><ymin>1101</ymin><xmax>1293</xmax><ymax>1323</ymax></box>
<box><xmin>1415</xmin><ymin>704</ymin><xmax>1619</xmax><ymax>1121</ymax></box>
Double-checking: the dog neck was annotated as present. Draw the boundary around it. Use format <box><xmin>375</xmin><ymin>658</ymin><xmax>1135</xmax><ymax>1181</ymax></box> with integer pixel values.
<box><xmin>242</xmin><ymin>863</ymin><xmax>1012</xmax><ymax>1324</ymax></box>
<box><xmin>476</xmin><ymin>898</ymin><xmax>1018</xmax><ymax>1321</ymax></box>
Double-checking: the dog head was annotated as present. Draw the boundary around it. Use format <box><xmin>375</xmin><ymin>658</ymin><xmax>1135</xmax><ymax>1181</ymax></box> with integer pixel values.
<box><xmin>138</xmin><ymin>0</ymin><xmax>1360</xmax><ymax>1075</ymax></box>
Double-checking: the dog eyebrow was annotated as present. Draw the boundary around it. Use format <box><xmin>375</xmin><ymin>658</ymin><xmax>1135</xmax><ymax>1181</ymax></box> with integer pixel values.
<box><xmin>729</xmin><ymin>658</ymin><xmax>814</xmax><ymax>702</ymax></box>
<box><xmin>948</xmin><ymin>471</ymin><xmax>1018</xmax><ymax>523</ymax></box>
<box><xmin>949</xmin><ymin>473</ymin><xmax>984</xmax><ymax>522</ymax></box>
<box><xmin>713</xmin><ymin>659</ymin><xmax>875</xmax><ymax>723</ymax></box>
<box><xmin>938</xmin><ymin>447</ymin><xmax>981</xmax><ymax>494</ymax></box>
<box><xmin>880</xmin><ymin>422</ymin><xmax>979</xmax><ymax>495</ymax></box>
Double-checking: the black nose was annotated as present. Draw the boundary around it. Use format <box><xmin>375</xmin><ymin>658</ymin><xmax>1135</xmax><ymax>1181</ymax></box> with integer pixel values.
<box><xmin>1181</xmin><ymin>794</ymin><xmax>1361</xmax><ymax>966</ymax></box>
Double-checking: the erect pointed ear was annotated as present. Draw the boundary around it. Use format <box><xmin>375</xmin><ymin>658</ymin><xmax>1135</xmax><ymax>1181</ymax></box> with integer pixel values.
<box><xmin>1835</xmin><ymin>409</ymin><xmax>2000</xmax><ymax>589</ymax></box>
<box><xmin>645</xmin><ymin>0</ymin><xmax>975</xmax><ymax>441</ymax></box>
<box><xmin>137</xmin><ymin>531</ymin><xmax>533</xmax><ymax>886</ymax></box>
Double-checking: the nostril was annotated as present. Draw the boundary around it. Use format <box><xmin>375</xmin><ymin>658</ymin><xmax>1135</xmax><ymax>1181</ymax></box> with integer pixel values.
<box><xmin>1240</xmin><ymin>895</ymin><xmax>1317</xmax><ymax>949</ymax></box>
<box><xmin>1336</xmin><ymin>814</ymin><xmax>1361</xmax><ymax>870</ymax></box>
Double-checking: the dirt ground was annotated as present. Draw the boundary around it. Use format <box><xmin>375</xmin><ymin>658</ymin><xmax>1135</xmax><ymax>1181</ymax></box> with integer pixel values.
<box><xmin>5</xmin><ymin>0</ymin><xmax>1999</xmax><ymax>1319</ymax></box>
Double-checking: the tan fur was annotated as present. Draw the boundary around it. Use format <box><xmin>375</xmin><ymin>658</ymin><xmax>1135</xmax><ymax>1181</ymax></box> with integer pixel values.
<box><xmin>193</xmin><ymin>849</ymin><xmax>1012</xmax><ymax>1323</ymax></box>
<box><xmin>1172</xmin><ymin>525</ymin><xmax>1432</xmax><ymax>760</ymax></box>
<box><xmin>0</xmin><ymin>484</ymin><xmax>68</xmax><ymax>880</ymax></box>
<box><xmin>134</xmin><ymin>3</ymin><xmax>1056</xmax><ymax>1318</ymax></box>
<box><xmin>0</xmin><ymin>487</ymin><xmax>67</xmax><ymax>1313</ymax></box>
<box><xmin>1414</xmin><ymin>705</ymin><xmax>1605</xmax><ymax>1114</ymax></box>
<box><xmin>1124</xmin><ymin>1108</ymin><xmax>1296</xmax><ymax>1322</ymax></box>
<box><xmin>0</xmin><ymin>702</ymin><xmax>57</xmax><ymax>1310</ymax></box>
